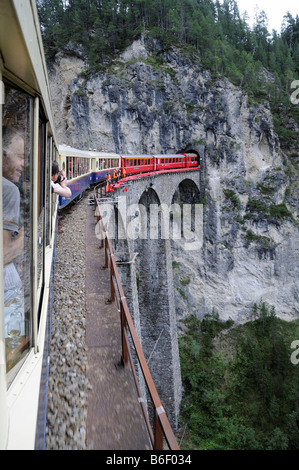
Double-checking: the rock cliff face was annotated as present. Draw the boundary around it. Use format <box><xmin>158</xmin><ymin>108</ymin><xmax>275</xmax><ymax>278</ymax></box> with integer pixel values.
<box><xmin>48</xmin><ymin>36</ymin><xmax>299</xmax><ymax>324</ymax></box>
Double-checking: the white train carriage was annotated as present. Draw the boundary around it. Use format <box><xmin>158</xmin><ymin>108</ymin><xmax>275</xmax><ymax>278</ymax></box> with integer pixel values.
<box><xmin>0</xmin><ymin>0</ymin><xmax>59</xmax><ymax>449</ymax></box>
<box><xmin>58</xmin><ymin>145</ymin><xmax>120</xmax><ymax>209</ymax></box>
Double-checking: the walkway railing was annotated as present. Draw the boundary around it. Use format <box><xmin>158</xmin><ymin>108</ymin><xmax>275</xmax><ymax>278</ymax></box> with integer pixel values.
<box><xmin>94</xmin><ymin>185</ymin><xmax>180</xmax><ymax>451</ymax></box>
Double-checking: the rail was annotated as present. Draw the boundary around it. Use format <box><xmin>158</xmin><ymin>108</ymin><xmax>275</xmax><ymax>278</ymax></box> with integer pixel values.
<box><xmin>94</xmin><ymin>183</ymin><xmax>180</xmax><ymax>451</ymax></box>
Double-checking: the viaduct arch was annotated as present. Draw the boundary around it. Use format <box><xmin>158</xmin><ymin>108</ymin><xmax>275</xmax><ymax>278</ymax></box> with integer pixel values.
<box><xmin>108</xmin><ymin>169</ymin><xmax>201</xmax><ymax>428</ymax></box>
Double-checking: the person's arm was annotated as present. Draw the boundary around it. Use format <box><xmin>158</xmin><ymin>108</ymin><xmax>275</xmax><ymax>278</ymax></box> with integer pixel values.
<box><xmin>3</xmin><ymin>227</ymin><xmax>24</xmax><ymax>266</ymax></box>
<box><xmin>52</xmin><ymin>171</ymin><xmax>72</xmax><ymax>198</ymax></box>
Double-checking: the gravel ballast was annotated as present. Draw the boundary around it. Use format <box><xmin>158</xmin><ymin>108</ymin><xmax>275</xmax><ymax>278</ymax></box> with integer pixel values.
<box><xmin>45</xmin><ymin>196</ymin><xmax>92</xmax><ymax>450</ymax></box>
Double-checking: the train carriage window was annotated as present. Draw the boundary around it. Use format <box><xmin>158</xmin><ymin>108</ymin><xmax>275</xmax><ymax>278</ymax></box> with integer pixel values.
<box><xmin>68</xmin><ymin>157</ymin><xmax>72</xmax><ymax>179</ymax></box>
<box><xmin>37</xmin><ymin>117</ymin><xmax>46</xmax><ymax>299</ymax></box>
<box><xmin>2</xmin><ymin>85</ymin><xmax>33</xmax><ymax>385</ymax></box>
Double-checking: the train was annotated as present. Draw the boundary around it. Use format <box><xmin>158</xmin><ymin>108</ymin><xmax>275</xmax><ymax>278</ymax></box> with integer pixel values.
<box><xmin>58</xmin><ymin>145</ymin><xmax>120</xmax><ymax>209</ymax></box>
<box><xmin>0</xmin><ymin>0</ymin><xmax>61</xmax><ymax>450</ymax></box>
<box><xmin>58</xmin><ymin>146</ymin><xmax>199</xmax><ymax>209</ymax></box>
<box><xmin>0</xmin><ymin>0</ymin><xmax>199</xmax><ymax>450</ymax></box>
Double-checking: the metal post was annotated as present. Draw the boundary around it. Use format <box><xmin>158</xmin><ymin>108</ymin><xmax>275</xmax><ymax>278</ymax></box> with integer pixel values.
<box><xmin>120</xmin><ymin>304</ymin><xmax>129</xmax><ymax>368</ymax></box>
<box><xmin>154</xmin><ymin>409</ymin><xmax>164</xmax><ymax>450</ymax></box>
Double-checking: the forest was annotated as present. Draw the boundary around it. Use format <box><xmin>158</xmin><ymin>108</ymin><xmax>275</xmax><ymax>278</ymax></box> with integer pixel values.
<box><xmin>37</xmin><ymin>0</ymin><xmax>299</xmax><ymax>151</ymax></box>
<box><xmin>37</xmin><ymin>0</ymin><xmax>299</xmax><ymax>92</ymax></box>
<box><xmin>179</xmin><ymin>304</ymin><xmax>299</xmax><ymax>449</ymax></box>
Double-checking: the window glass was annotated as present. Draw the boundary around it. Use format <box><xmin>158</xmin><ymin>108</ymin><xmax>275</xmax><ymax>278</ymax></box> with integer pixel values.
<box><xmin>45</xmin><ymin>137</ymin><xmax>51</xmax><ymax>246</ymax></box>
<box><xmin>2</xmin><ymin>85</ymin><xmax>33</xmax><ymax>385</ymax></box>
<box><xmin>37</xmin><ymin>118</ymin><xmax>46</xmax><ymax>293</ymax></box>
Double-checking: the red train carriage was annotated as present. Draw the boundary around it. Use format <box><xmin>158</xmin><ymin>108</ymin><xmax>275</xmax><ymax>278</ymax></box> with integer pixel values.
<box><xmin>121</xmin><ymin>153</ymin><xmax>199</xmax><ymax>176</ymax></box>
<box><xmin>120</xmin><ymin>155</ymin><xmax>155</xmax><ymax>176</ymax></box>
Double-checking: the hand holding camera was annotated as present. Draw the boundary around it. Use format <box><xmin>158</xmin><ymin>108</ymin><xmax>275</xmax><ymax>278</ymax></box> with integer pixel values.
<box><xmin>56</xmin><ymin>170</ymin><xmax>66</xmax><ymax>185</ymax></box>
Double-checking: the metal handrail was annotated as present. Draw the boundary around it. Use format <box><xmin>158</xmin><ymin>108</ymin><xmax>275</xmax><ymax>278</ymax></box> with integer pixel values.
<box><xmin>94</xmin><ymin>186</ymin><xmax>180</xmax><ymax>450</ymax></box>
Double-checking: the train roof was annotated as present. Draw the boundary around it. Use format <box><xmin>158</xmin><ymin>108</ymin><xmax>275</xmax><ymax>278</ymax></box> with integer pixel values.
<box><xmin>59</xmin><ymin>145</ymin><xmax>119</xmax><ymax>159</ymax></box>
<box><xmin>0</xmin><ymin>0</ymin><xmax>57</xmax><ymax>142</ymax></box>
<box><xmin>153</xmin><ymin>154</ymin><xmax>185</xmax><ymax>158</ymax></box>
<box><xmin>120</xmin><ymin>155</ymin><xmax>154</xmax><ymax>159</ymax></box>
<box><xmin>120</xmin><ymin>154</ymin><xmax>185</xmax><ymax>159</ymax></box>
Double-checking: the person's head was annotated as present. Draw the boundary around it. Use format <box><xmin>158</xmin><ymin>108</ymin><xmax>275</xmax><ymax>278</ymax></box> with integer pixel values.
<box><xmin>3</xmin><ymin>126</ymin><xmax>25</xmax><ymax>183</ymax></box>
<box><xmin>52</xmin><ymin>161</ymin><xmax>60</xmax><ymax>182</ymax></box>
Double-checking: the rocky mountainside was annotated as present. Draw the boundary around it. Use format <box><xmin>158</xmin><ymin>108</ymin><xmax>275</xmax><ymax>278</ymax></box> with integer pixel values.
<box><xmin>48</xmin><ymin>35</ymin><xmax>299</xmax><ymax>324</ymax></box>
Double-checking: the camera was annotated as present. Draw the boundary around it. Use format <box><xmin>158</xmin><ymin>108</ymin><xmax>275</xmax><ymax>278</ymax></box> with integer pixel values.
<box><xmin>56</xmin><ymin>172</ymin><xmax>62</xmax><ymax>184</ymax></box>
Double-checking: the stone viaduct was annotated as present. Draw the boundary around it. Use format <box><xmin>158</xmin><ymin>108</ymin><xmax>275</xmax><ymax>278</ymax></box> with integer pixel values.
<box><xmin>98</xmin><ymin>168</ymin><xmax>202</xmax><ymax>429</ymax></box>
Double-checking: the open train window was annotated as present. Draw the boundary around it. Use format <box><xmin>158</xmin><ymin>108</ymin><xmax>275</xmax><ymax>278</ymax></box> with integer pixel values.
<box><xmin>2</xmin><ymin>84</ymin><xmax>33</xmax><ymax>386</ymax></box>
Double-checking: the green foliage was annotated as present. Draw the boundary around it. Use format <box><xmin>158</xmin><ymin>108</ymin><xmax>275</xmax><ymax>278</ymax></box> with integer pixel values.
<box><xmin>223</xmin><ymin>189</ymin><xmax>241</xmax><ymax>211</ymax></box>
<box><xmin>179</xmin><ymin>304</ymin><xmax>299</xmax><ymax>449</ymax></box>
<box><xmin>37</xmin><ymin>0</ymin><xmax>299</xmax><ymax>99</ymax></box>
<box><xmin>247</xmin><ymin>199</ymin><xmax>268</xmax><ymax>215</ymax></box>
<box><xmin>269</xmin><ymin>203</ymin><xmax>293</xmax><ymax>220</ymax></box>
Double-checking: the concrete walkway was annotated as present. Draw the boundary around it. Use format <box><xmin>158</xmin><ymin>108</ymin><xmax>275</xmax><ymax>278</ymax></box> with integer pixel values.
<box><xmin>85</xmin><ymin>203</ymin><xmax>151</xmax><ymax>450</ymax></box>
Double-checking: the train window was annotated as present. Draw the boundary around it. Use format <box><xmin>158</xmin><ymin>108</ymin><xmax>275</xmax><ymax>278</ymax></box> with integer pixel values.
<box><xmin>37</xmin><ymin>116</ymin><xmax>46</xmax><ymax>300</ymax></box>
<box><xmin>2</xmin><ymin>84</ymin><xmax>33</xmax><ymax>385</ymax></box>
<box><xmin>68</xmin><ymin>157</ymin><xmax>72</xmax><ymax>179</ymax></box>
